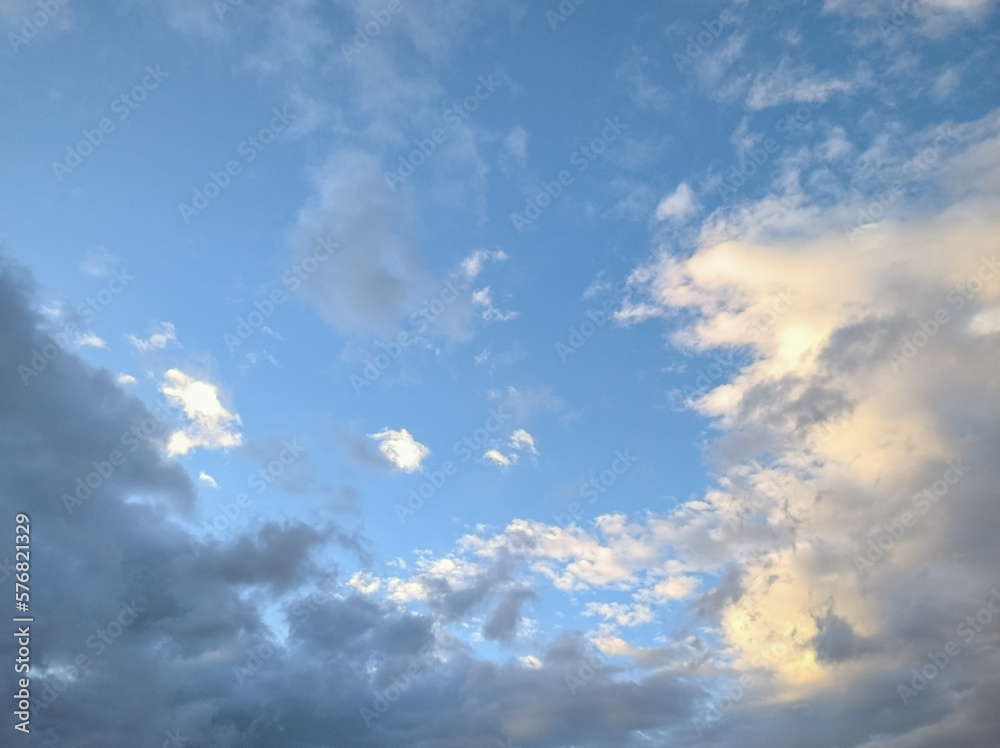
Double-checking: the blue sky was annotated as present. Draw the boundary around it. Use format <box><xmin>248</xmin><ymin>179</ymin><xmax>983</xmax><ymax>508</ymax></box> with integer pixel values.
<box><xmin>2</xmin><ymin>0</ymin><xmax>1000</xmax><ymax>746</ymax></box>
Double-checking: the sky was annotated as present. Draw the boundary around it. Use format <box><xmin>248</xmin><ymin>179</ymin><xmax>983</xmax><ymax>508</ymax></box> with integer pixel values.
<box><xmin>1</xmin><ymin>0</ymin><xmax>1000</xmax><ymax>746</ymax></box>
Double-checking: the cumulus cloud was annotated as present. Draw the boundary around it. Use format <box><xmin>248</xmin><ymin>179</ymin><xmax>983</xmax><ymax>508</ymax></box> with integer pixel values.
<box><xmin>369</xmin><ymin>428</ymin><xmax>430</xmax><ymax>472</ymax></box>
<box><xmin>160</xmin><ymin>368</ymin><xmax>243</xmax><ymax>456</ymax></box>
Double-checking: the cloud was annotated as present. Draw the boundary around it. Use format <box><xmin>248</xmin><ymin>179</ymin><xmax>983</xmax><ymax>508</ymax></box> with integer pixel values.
<box><xmin>81</xmin><ymin>248</ymin><xmax>122</xmax><ymax>278</ymax></box>
<box><xmin>77</xmin><ymin>332</ymin><xmax>107</xmax><ymax>348</ymax></box>
<box><xmin>117</xmin><ymin>373</ymin><xmax>137</xmax><ymax>385</ymax></box>
<box><xmin>483</xmin><ymin>448</ymin><xmax>514</xmax><ymax>467</ymax></box>
<box><xmin>288</xmin><ymin>150</ymin><xmax>434</xmax><ymax>337</ymax></box>
<box><xmin>746</xmin><ymin>59</ymin><xmax>864</xmax><ymax>110</ymax></box>
<box><xmin>127</xmin><ymin>322</ymin><xmax>177</xmax><ymax>351</ymax></box>
<box><xmin>198</xmin><ymin>471</ymin><xmax>219</xmax><ymax>488</ymax></box>
<box><xmin>461</xmin><ymin>248</ymin><xmax>509</xmax><ymax>280</ymax></box>
<box><xmin>499</xmin><ymin>126</ymin><xmax>528</xmax><ymax>172</ymax></box>
<box><xmin>368</xmin><ymin>428</ymin><xmax>430</xmax><ymax>472</ymax></box>
<box><xmin>654</xmin><ymin>182</ymin><xmax>699</xmax><ymax>222</ymax></box>
<box><xmin>609</xmin><ymin>105</ymin><xmax>1000</xmax><ymax>706</ymax></box>
<box><xmin>473</xmin><ymin>287</ymin><xmax>519</xmax><ymax>321</ymax></box>
<box><xmin>509</xmin><ymin>428</ymin><xmax>538</xmax><ymax>454</ymax></box>
<box><xmin>160</xmin><ymin>369</ymin><xmax>243</xmax><ymax>456</ymax></box>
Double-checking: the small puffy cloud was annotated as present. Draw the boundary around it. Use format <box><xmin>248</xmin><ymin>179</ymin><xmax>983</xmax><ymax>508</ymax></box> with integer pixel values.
<box><xmin>483</xmin><ymin>449</ymin><xmax>514</xmax><ymax>468</ymax></box>
<box><xmin>160</xmin><ymin>369</ymin><xmax>243</xmax><ymax>456</ymax></box>
<box><xmin>508</xmin><ymin>429</ymin><xmax>538</xmax><ymax>455</ymax></box>
<box><xmin>347</xmin><ymin>571</ymin><xmax>381</xmax><ymax>595</ymax></box>
<box><xmin>77</xmin><ymin>332</ymin><xmax>106</xmax><ymax>349</ymax></box>
<box><xmin>461</xmin><ymin>248</ymin><xmax>509</xmax><ymax>280</ymax></box>
<box><xmin>369</xmin><ymin>428</ymin><xmax>430</xmax><ymax>473</ymax></box>
<box><xmin>198</xmin><ymin>472</ymin><xmax>219</xmax><ymax>489</ymax></box>
<box><xmin>127</xmin><ymin>322</ymin><xmax>177</xmax><ymax>351</ymax></box>
<box><xmin>519</xmin><ymin>655</ymin><xmax>543</xmax><ymax>670</ymax></box>
<box><xmin>649</xmin><ymin>576</ymin><xmax>700</xmax><ymax>600</ymax></box>
<box><xmin>117</xmin><ymin>374</ymin><xmax>137</xmax><ymax>385</ymax></box>
<box><xmin>654</xmin><ymin>182</ymin><xmax>698</xmax><ymax>222</ymax></box>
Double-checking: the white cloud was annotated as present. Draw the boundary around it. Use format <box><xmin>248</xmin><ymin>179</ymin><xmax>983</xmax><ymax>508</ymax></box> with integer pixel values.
<box><xmin>583</xmin><ymin>602</ymin><xmax>655</xmax><ymax>627</ymax></box>
<box><xmin>607</xmin><ymin>106</ymin><xmax>1000</xmax><ymax>689</ymax></box>
<box><xmin>77</xmin><ymin>332</ymin><xmax>106</xmax><ymax>349</ymax></box>
<box><xmin>347</xmin><ymin>571</ymin><xmax>381</xmax><ymax>595</ymax></box>
<box><xmin>461</xmin><ymin>248</ymin><xmax>508</xmax><ymax>280</ymax></box>
<box><xmin>483</xmin><ymin>449</ymin><xmax>514</xmax><ymax>468</ymax></box>
<box><xmin>117</xmin><ymin>374</ymin><xmax>137</xmax><ymax>385</ymax></box>
<box><xmin>472</xmin><ymin>287</ymin><xmax>519</xmax><ymax>321</ymax></box>
<box><xmin>127</xmin><ymin>322</ymin><xmax>177</xmax><ymax>351</ymax></box>
<box><xmin>198</xmin><ymin>472</ymin><xmax>219</xmax><ymax>489</ymax></box>
<box><xmin>508</xmin><ymin>429</ymin><xmax>538</xmax><ymax>455</ymax></box>
<box><xmin>369</xmin><ymin>428</ymin><xmax>430</xmax><ymax>473</ymax></box>
<box><xmin>654</xmin><ymin>182</ymin><xmax>699</xmax><ymax>222</ymax></box>
<box><xmin>160</xmin><ymin>369</ymin><xmax>243</xmax><ymax>457</ymax></box>
<box><xmin>519</xmin><ymin>655</ymin><xmax>543</xmax><ymax>670</ymax></box>
<box><xmin>746</xmin><ymin>59</ymin><xmax>863</xmax><ymax>110</ymax></box>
